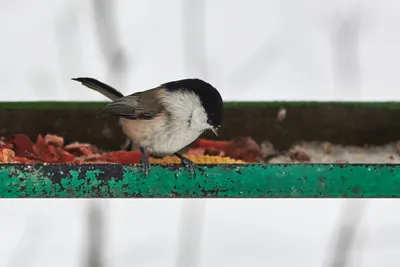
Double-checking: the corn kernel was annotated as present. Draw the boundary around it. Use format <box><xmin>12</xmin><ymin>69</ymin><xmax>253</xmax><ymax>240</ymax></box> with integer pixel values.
<box><xmin>150</xmin><ymin>155</ymin><xmax>245</xmax><ymax>164</ymax></box>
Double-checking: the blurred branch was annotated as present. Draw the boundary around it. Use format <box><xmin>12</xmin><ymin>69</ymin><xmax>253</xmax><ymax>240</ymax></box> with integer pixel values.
<box><xmin>182</xmin><ymin>0</ymin><xmax>207</xmax><ymax>78</ymax></box>
<box><xmin>92</xmin><ymin>0</ymin><xmax>128</xmax><ymax>89</ymax></box>
<box><xmin>331</xmin><ymin>7</ymin><xmax>362</xmax><ymax>98</ymax></box>
<box><xmin>180</xmin><ymin>10</ymin><xmax>210</xmax><ymax>267</ymax></box>
<box><xmin>326</xmin><ymin>200</ymin><xmax>366</xmax><ymax>267</ymax></box>
<box><xmin>84</xmin><ymin>201</ymin><xmax>104</xmax><ymax>267</ymax></box>
<box><xmin>172</xmin><ymin>0</ymin><xmax>213</xmax><ymax>248</ymax></box>
<box><xmin>175</xmin><ymin>200</ymin><xmax>207</xmax><ymax>267</ymax></box>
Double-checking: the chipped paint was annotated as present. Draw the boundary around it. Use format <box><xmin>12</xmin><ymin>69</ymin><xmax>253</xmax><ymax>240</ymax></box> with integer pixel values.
<box><xmin>0</xmin><ymin>163</ymin><xmax>400</xmax><ymax>198</ymax></box>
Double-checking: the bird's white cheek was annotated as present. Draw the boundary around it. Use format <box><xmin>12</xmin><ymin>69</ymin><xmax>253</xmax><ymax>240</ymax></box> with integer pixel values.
<box><xmin>190</xmin><ymin>108</ymin><xmax>209</xmax><ymax>131</ymax></box>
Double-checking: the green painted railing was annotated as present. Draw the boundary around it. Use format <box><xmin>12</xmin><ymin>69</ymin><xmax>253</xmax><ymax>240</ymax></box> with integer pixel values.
<box><xmin>1</xmin><ymin>163</ymin><xmax>399</xmax><ymax>198</ymax></box>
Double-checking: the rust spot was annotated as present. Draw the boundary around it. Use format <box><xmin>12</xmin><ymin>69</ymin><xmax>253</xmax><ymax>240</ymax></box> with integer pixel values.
<box><xmin>352</xmin><ymin>187</ymin><xmax>361</xmax><ymax>196</ymax></box>
<box><xmin>318</xmin><ymin>177</ymin><xmax>326</xmax><ymax>191</ymax></box>
<box><xmin>66</xmin><ymin>187</ymin><xmax>75</xmax><ymax>196</ymax></box>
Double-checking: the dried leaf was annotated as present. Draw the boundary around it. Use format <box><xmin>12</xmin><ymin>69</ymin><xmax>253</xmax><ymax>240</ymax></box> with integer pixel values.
<box><xmin>94</xmin><ymin>151</ymin><xmax>142</xmax><ymax>164</ymax></box>
<box><xmin>12</xmin><ymin>134</ymin><xmax>34</xmax><ymax>157</ymax></box>
<box><xmin>44</xmin><ymin>134</ymin><xmax>64</xmax><ymax>147</ymax></box>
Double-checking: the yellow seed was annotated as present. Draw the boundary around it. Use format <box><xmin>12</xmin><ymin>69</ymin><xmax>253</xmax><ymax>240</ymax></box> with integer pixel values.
<box><xmin>1</xmin><ymin>148</ymin><xmax>15</xmax><ymax>163</ymax></box>
<box><xmin>150</xmin><ymin>155</ymin><xmax>245</xmax><ymax>164</ymax></box>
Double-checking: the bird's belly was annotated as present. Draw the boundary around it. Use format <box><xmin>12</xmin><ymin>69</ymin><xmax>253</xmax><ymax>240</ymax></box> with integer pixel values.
<box><xmin>146</xmin><ymin>129</ymin><xmax>200</xmax><ymax>157</ymax></box>
<box><xmin>120</xmin><ymin>118</ymin><xmax>201</xmax><ymax>157</ymax></box>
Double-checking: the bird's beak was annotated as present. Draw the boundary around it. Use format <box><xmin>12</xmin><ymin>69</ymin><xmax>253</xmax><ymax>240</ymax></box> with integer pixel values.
<box><xmin>211</xmin><ymin>127</ymin><xmax>218</xmax><ymax>136</ymax></box>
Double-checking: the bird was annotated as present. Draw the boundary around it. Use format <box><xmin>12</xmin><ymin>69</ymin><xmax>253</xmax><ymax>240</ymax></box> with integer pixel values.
<box><xmin>72</xmin><ymin>77</ymin><xmax>223</xmax><ymax>176</ymax></box>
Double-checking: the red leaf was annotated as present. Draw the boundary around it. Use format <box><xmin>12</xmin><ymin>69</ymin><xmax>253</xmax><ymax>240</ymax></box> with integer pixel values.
<box><xmin>33</xmin><ymin>135</ymin><xmax>76</xmax><ymax>163</ymax></box>
<box><xmin>186</xmin><ymin>148</ymin><xmax>206</xmax><ymax>156</ymax></box>
<box><xmin>64</xmin><ymin>142</ymin><xmax>100</xmax><ymax>157</ymax></box>
<box><xmin>192</xmin><ymin>137</ymin><xmax>263</xmax><ymax>162</ymax></box>
<box><xmin>13</xmin><ymin>156</ymin><xmax>37</xmax><ymax>163</ymax></box>
<box><xmin>44</xmin><ymin>134</ymin><xmax>64</xmax><ymax>147</ymax></box>
<box><xmin>12</xmin><ymin>134</ymin><xmax>34</xmax><ymax>157</ymax></box>
<box><xmin>95</xmin><ymin>151</ymin><xmax>142</xmax><ymax>164</ymax></box>
<box><xmin>59</xmin><ymin>149</ymin><xmax>76</xmax><ymax>163</ymax></box>
<box><xmin>192</xmin><ymin>139</ymin><xmax>231</xmax><ymax>151</ymax></box>
<box><xmin>225</xmin><ymin>137</ymin><xmax>264</xmax><ymax>163</ymax></box>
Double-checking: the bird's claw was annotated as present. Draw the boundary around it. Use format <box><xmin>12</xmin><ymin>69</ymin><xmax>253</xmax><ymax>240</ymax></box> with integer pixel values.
<box><xmin>140</xmin><ymin>152</ymin><xmax>151</xmax><ymax>177</ymax></box>
<box><xmin>180</xmin><ymin>157</ymin><xmax>196</xmax><ymax>175</ymax></box>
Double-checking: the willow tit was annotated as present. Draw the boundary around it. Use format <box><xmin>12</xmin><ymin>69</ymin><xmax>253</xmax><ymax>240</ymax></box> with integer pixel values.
<box><xmin>72</xmin><ymin>77</ymin><xmax>223</xmax><ymax>175</ymax></box>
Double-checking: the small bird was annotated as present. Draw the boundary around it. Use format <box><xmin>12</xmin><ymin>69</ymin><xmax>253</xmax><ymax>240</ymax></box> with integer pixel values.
<box><xmin>72</xmin><ymin>77</ymin><xmax>223</xmax><ymax>175</ymax></box>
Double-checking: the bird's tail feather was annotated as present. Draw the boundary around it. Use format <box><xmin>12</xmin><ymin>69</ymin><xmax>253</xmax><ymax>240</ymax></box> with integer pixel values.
<box><xmin>72</xmin><ymin>77</ymin><xmax>134</xmax><ymax>151</ymax></box>
<box><xmin>71</xmin><ymin>77</ymin><xmax>124</xmax><ymax>100</ymax></box>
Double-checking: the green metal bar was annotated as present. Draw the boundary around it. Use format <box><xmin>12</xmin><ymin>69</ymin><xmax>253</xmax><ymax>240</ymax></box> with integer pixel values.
<box><xmin>1</xmin><ymin>163</ymin><xmax>399</xmax><ymax>198</ymax></box>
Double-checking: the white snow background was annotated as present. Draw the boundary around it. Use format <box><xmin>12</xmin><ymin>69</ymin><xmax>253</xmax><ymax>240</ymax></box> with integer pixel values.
<box><xmin>1</xmin><ymin>0</ymin><xmax>400</xmax><ymax>266</ymax></box>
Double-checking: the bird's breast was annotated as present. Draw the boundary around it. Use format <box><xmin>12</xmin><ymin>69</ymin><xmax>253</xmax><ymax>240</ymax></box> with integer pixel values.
<box><xmin>120</xmin><ymin>114</ymin><xmax>202</xmax><ymax>157</ymax></box>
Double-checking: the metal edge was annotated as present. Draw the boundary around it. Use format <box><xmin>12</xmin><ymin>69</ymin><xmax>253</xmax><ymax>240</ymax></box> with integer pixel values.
<box><xmin>1</xmin><ymin>163</ymin><xmax>400</xmax><ymax>198</ymax></box>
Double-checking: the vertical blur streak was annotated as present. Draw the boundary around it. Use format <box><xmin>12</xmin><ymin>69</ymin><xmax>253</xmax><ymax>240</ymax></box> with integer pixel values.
<box><xmin>175</xmin><ymin>200</ymin><xmax>207</xmax><ymax>267</ymax></box>
<box><xmin>178</xmin><ymin>1</ymin><xmax>208</xmax><ymax>266</ymax></box>
<box><xmin>182</xmin><ymin>0</ymin><xmax>207</xmax><ymax>78</ymax></box>
<box><xmin>326</xmin><ymin>200</ymin><xmax>366</xmax><ymax>267</ymax></box>
<box><xmin>85</xmin><ymin>200</ymin><xmax>104</xmax><ymax>267</ymax></box>
<box><xmin>92</xmin><ymin>0</ymin><xmax>127</xmax><ymax>89</ymax></box>
<box><xmin>332</xmin><ymin>6</ymin><xmax>361</xmax><ymax>99</ymax></box>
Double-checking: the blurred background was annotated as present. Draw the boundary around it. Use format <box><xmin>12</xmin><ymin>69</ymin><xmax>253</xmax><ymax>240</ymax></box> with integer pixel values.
<box><xmin>1</xmin><ymin>0</ymin><xmax>400</xmax><ymax>266</ymax></box>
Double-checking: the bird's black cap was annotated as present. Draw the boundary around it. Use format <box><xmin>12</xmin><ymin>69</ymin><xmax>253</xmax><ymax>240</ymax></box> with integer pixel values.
<box><xmin>162</xmin><ymin>78</ymin><xmax>223</xmax><ymax>127</ymax></box>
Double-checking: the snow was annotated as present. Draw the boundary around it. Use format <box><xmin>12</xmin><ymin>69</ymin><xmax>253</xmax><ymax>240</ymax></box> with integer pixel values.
<box><xmin>1</xmin><ymin>0</ymin><xmax>400</xmax><ymax>266</ymax></box>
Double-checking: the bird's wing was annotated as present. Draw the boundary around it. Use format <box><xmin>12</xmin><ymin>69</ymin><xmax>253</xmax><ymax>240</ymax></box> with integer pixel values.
<box><xmin>98</xmin><ymin>89</ymin><xmax>162</xmax><ymax>120</ymax></box>
<box><xmin>72</xmin><ymin>77</ymin><xmax>124</xmax><ymax>100</ymax></box>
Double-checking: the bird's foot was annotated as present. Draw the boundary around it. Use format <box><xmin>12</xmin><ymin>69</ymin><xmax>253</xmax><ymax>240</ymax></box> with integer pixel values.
<box><xmin>141</xmin><ymin>157</ymin><xmax>151</xmax><ymax>176</ymax></box>
<box><xmin>174</xmin><ymin>153</ymin><xmax>196</xmax><ymax>175</ymax></box>
<box><xmin>140</xmin><ymin>147</ymin><xmax>151</xmax><ymax>176</ymax></box>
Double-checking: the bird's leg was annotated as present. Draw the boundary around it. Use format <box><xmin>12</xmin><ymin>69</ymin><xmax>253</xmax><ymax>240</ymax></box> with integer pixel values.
<box><xmin>139</xmin><ymin>146</ymin><xmax>151</xmax><ymax>176</ymax></box>
<box><xmin>123</xmin><ymin>139</ymin><xmax>133</xmax><ymax>151</ymax></box>
<box><xmin>174</xmin><ymin>153</ymin><xmax>196</xmax><ymax>174</ymax></box>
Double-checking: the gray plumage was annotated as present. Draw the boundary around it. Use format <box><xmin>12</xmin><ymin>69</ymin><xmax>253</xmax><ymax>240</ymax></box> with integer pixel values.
<box><xmin>72</xmin><ymin>77</ymin><xmax>163</xmax><ymax>120</ymax></box>
<box><xmin>99</xmin><ymin>89</ymin><xmax>162</xmax><ymax>120</ymax></box>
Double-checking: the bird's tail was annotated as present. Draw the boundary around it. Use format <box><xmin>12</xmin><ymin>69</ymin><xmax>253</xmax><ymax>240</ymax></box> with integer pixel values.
<box><xmin>71</xmin><ymin>77</ymin><xmax>124</xmax><ymax>100</ymax></box>
<box><xmin>72</xmin><ymin>77</ymin><xmax>134</xmax><ymax>151</ymax></box>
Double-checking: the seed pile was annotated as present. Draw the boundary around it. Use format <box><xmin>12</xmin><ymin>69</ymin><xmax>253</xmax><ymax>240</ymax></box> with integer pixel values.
<box><xmin>0</xmin><ymin>134</ymin><xmax>262</xmax><ymax>164</ymax></box>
